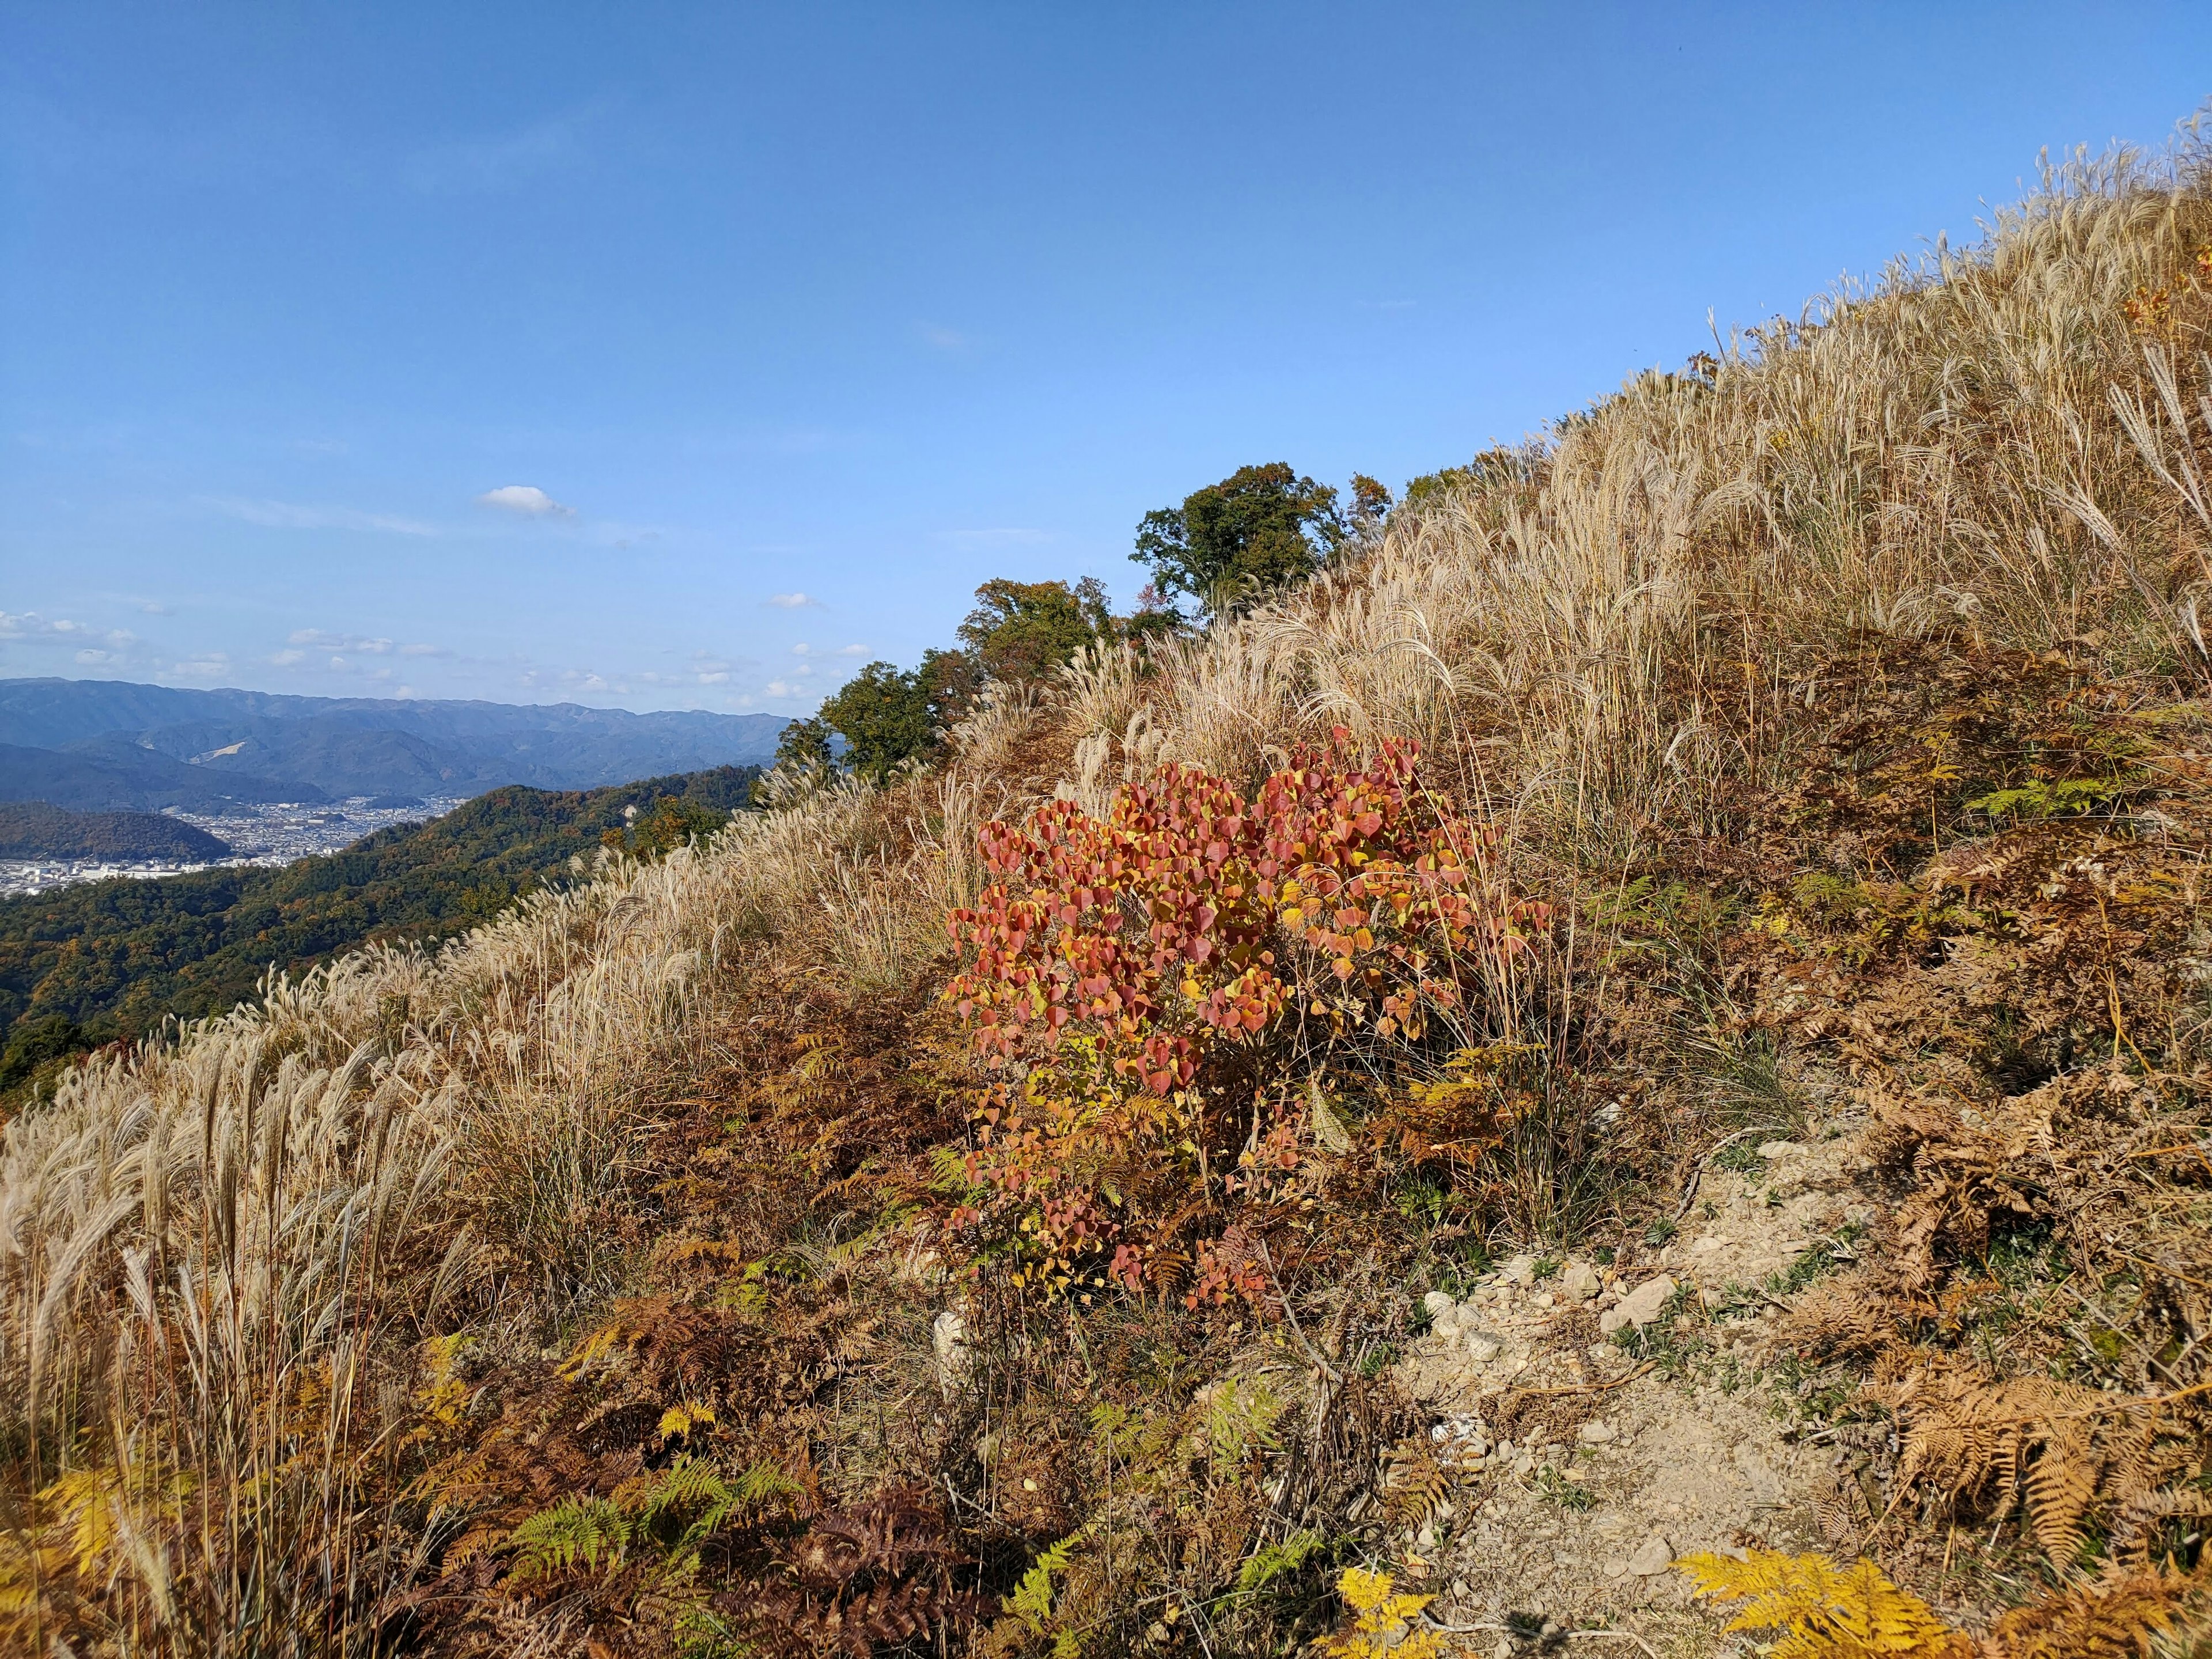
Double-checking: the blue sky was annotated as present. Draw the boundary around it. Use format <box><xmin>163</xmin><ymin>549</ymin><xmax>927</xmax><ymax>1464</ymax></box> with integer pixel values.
<box><xmin>4</xmin><ymin>3</ymin><xmax>2209</xmax><ymax>715</ymax></box>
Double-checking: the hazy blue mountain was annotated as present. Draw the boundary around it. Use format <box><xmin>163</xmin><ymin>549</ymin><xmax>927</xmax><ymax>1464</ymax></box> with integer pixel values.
<box><xmin>0</xmin><ymin>742</ymin><xmax>319</xmax><ymax>810</ymax></box>
<box><xmin>0</xmin><ymin>679</ymin><xmax>790</xmax><ymax>801</ymax></box>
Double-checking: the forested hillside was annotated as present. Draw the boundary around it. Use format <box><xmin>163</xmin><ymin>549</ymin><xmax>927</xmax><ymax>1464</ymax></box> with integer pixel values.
<box><xmin>0</xmin><ymin>764</ymin><xmax>756</xmax><ymax>1096</ymax></box>
<box><xmin>6</xmin><ymin>143</ymin><xmax>2212</xmax><ymax>1659</ymax></box>
<box><xmin>0</xmin><ymin>800</ymin><xmax>232</xmax><ymax>861</ymax></box>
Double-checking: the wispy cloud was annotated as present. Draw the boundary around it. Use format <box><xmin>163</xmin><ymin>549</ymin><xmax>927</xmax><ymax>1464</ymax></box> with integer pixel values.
<box><xmin>919</xmin><ymin>323</ymin><xmax>969</xmax><ymax>351</ymax></box>
<box><xmin>205</xmin><ymin>496</ymin><xmax>438</xmax><ymax>536</ymax></box>
<box><xmin>1</xmin><ymin>610</ymin><xmax>142</xmax><ymax>658</ymax></box>
<box><xmin>290</xmin><ymin>627</ymin><xmax>393</xmax><ymax>654</ymax></box>
<box><xmin>791</xmin><ymin>642</ymin><xmax>870</xmax><ymax>658</ymax></box>
<box><xmin>169</xmin><ymin>652</ymin><xmax>233</xmax><ymax>680</ymax></box>
<box><xmin>765</xmin><ymin>592</ymin><xmax>821</xmax><ymax>609</ymax></box>
<box><xmin>934</xmin><ymin>527</ymin><xmax>1052</xmax><ymax>548</ymax></box>
<box><xmin>476</xmin><ymin>483</ymin><xmax>574</xmax><ymax>517</ymax></box>
<box><xmin>404</xmin><ymin>113</ymin><xmax>587</xmax><ymax>194</ymax></box>
<box><xmin>272</xmin><ymin>630</ymin><xmax>448</xmax><ymax>675</ymax></box>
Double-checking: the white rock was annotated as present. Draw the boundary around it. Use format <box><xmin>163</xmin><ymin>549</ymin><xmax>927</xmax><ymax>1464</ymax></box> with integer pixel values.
<box><xmin>1578</xmin><ymin>1421</ymin><xmax>1616</xmax><ymax>1444</ymax></box>
<box><xmin>1625</xmin><ymin>1535</ymin><xmax>1675</xmax><ymax>1576</ymax></box>
<box><xmin>1433</xmin><ymin>1306</ymin><xmax>1467</xmax><ymax>1340</ymax></box>
<box><xmin>1610</xmin><ymin>1273</ymin><xmax>1678</xmax><ymax>1331</ymax></box>
<box><xmin>1759</xmin><ymin>1139</ymin><xmax>1803</xmax><ymax>1158</ymax></box>
<box><xmin>1501</xmin><ymin>1253</ymin><xmax>1537</xmax><ymax>1285</ymax></box>
<box><xmin>1560</xmin><ymin>1262</ymin><xmax>1601</xmax><ymax>1301</ymax></box>
<box><xmin>1423</xmin><ymin>1290</ymin><xmax>1457</xmax><ymax>1320</ymax></box>
<box><xmin>931</xmin><ymin>1310</ymin><xmax>970</xmax><ymax>1391</ymax></box>
<box><xmin>1465</xmin><ymin>1335</ymin><xmax>1501</xmax><ymax>1363</ymax></box>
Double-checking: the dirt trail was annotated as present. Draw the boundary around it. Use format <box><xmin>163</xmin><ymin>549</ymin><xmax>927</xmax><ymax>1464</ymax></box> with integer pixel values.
<box><xmin>1383</xmin><ymin>1131</ymin><xmax>1869</xmax><ymax>1655</ymax></box>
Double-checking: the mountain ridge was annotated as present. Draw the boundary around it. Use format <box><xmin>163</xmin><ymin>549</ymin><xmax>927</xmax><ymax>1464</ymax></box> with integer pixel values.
<box><xmin>0</xmin><ymin>677</ymin><xmax>790</xmax><ymax>805</ymax></box>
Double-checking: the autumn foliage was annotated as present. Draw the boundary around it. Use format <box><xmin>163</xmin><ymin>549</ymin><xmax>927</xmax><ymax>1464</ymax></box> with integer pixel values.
<box><xmin>943</xmin><ymin>733</ymin><xmax>1551</xmax><ymax>1300</ymax></box>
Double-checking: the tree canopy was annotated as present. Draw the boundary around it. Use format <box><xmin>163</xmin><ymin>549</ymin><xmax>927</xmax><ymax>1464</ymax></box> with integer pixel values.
<box><xmin>956</xmin><ymin>577</ymin><xmax>1114</xmax><ymax>682</ymax></box>
<box><xmin>1132</xmin><ymin>462</ymin><xmax>1352</xmax><ymax>615</ymax></box>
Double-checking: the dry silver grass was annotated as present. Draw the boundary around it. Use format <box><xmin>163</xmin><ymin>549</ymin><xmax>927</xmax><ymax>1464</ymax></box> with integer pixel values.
<box><xmin>1122</xmin><ymin>137</ymin><xmax>2212</xmax><ymax>855</ymax></box>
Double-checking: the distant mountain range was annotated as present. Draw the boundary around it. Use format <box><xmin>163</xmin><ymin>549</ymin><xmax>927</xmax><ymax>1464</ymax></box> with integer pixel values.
<box><xmin>0</xmin><ymin>678</ymin><xmax>789</xmax><ymax>809</ymax></box>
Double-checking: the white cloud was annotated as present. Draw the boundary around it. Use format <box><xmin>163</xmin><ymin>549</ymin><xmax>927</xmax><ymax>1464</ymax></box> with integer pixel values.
<box><xmin>1</xmin><ymin>609</ymin><xmax>142</xmax><ymax>659</ymax></box>
<box><xmin>476</xmin><ymin>484</ymin><xmax>573</xmax><ymax>517</ymax></box>
<box><xmin>272</xmin><ymin>648</ymin><xmax>306</xmax><ymax>666</ymax></box>
<box><xmin>207</xmin><ymin>496</ymin><xmax>438</xmax><ymax>536</ymax></box>
<box><xmin>765</xmin><ymin>592</ymin><xmax>820</xmax><ymax>609</ymax></box>
<box><xmin>289</xmin><ymin>628</ymin><xmax>394</xmax><ymax>654</ymax></box>
<box><xmin>399</xmin><ymin>642</ymin><xmax>445</xmax><ymax>657</ymax></box>
<box><xmin>762</xmin><ymin>679</ymin><xmax>808</xmax><ymax>698</ymax></box>
<box><xmin>835</xmin><ymin>643</ymin><xmax>869</xmax><ymax>656</ymax></box>
<box><xmin>171</xmin><ymin>653</ymin><xmax>233</xmax><ymax>680</ymax></box>
<box><xmin>139</xmin><ymin>600</ymin><xmax>174</xmax><ymax>615</ymax></box>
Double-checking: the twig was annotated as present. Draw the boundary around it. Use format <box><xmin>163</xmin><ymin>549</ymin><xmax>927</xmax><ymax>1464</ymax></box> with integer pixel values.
<box><xmin>1565</xmin><ymin>1631</ymin><xmax>1664</xmax><ymax>1658</ymax></box>
<box><xmin>1255</xmin><ymin>1238</ymin><xmax>1343</xmax><ymax>1385</ymax></box>
<box><xmin>1502</xmin><ymin>1362</ymin><xmax>1653</xmax><ymax>1402</ymax></box>
<box><xmin>1422</xmin><ymin>1615</ymin><xmax>1662</xmax><ymax>1658</ymax></box>
<box><xmin>1672</xmin><ymin>1127</ymin><xmax>1768</xmax><ymax>1223</ymax></box>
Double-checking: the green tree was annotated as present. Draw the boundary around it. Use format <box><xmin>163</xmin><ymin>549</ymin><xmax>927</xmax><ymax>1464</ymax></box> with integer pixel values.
<box><xmin>1132</xmin><ymin>463</ymin><xmax>1350</xmax><ymax>616</ymax></box>
<box><xmin>772</xmin><ymin>716</ymin><xmax>836</xmax><ymax>773</ymax></box>
<box><xmin>955</xmin><ymin>577</ymin><xmax>1114</xmax><ymax>681</ymax></box>
<box><xmin>819</xmin><ymin>661</ymin><xmax>937</xmax><ymax>782</ymax></box>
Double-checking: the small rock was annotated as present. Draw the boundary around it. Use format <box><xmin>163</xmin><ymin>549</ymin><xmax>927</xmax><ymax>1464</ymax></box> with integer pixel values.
<box><xmin>1450</xmin><ymin>1578</ymin><xmax>1470</xmax><ymax>1599</ymax></box>
<box><xmin>1844</xmin><ymin>1202</ymin><xmax>1876</xmax><ymax>1226</ymax></box>
<box><xmin>931</xmin><ymin>1310</ymin><xmax>970</xmax><ymax>1390</ymax></box>
<box><xmin>1465</xmin><ymin>1335</ymin><xmax>1501</xmax><ymax>1363</ymax></box>
<box><xmin>1422</xmin><ymin>1290</ymin><xmax>1457</xmax><ymax>1320</ymax></box>
<box><xmin>1759</xmin><ymin>1139</ymin><xmax>1802</xmax><ymax>1158</ymax></box>
<box><xmin>1603</xmin><ymin>1560</ymin><xmax>1626</xmax><ymax>1578</ymax></box>
<box><xmin>1501</xmin><ymin>1253</ymin><xmax>1537</xmax><ymax>1286</ymax></box>
<box><xmin>1605</xmin><ymin>1273</ymin><xmax>1677</xmax><ymax>1332</ymax></box>
<box><xmin>1534</xmin><ymin>1291</ymin><xmax>1556</xmax><ymax>1309</ymax></box>
<box><xmin>1559</xmin><ymin>1261</ymin><xmax>1601</xmax><ymax>1301</ymax></box>
<box><xmin>1691</xmin><ymin>1235</ymin><xmax>1725</xmax><ymax>1254</ymax></box>
<box><xmin>1578</xmin><ymin>1421</ymin><xmax>1616</xmax><ymax>1444</ymax></box>
<box><xmin>1625</xmin><ymin>1535</ymin><xmax>1675</xmax><ymax>1576</ymax></box>
<box><xmin>1433</xmin><ymin>1306</ymin><xmax>1467</xmax><ymax>1340</ymax></box>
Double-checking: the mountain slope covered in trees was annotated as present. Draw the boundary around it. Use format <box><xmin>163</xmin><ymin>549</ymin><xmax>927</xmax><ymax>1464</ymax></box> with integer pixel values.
<box><xmin>0</xmin><ymin>764</ymin><xmax>756</xmax><ymax>1095</ymax></box>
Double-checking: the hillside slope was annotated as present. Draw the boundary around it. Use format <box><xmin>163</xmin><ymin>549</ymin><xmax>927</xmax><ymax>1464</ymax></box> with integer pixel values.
<box><xmin>5</xmin><ymin>142</ymin><xmax>2212</xmax><ymax>1658</ymax></box>
<box><xmin>0</xmin><ymin>764</ymin><xmax>757</xmax><ymax>1089</ymax></box>
<box><xmin>0</xmin><ymin>801</ymin><xmax>232</xmax><ymax>861</ymax></box>
<box><xmin>0</xmin><ymin>737</ymin><xmax>320</xmax><ymax>809</ymax></box>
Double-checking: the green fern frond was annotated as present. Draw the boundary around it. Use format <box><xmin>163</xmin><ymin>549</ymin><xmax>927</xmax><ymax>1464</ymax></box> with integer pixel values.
<box><xmin>506</xmin><ymin>1495</ymin><xmax>632</xmax><ymax>1582</ymax></box>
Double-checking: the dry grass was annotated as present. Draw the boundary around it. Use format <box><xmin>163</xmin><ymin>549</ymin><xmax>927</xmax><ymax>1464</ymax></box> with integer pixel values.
<box><xmin>1105</xmin><ymin>139</ymin><xmax>2212</xmax><ymax>859</ymax></box>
